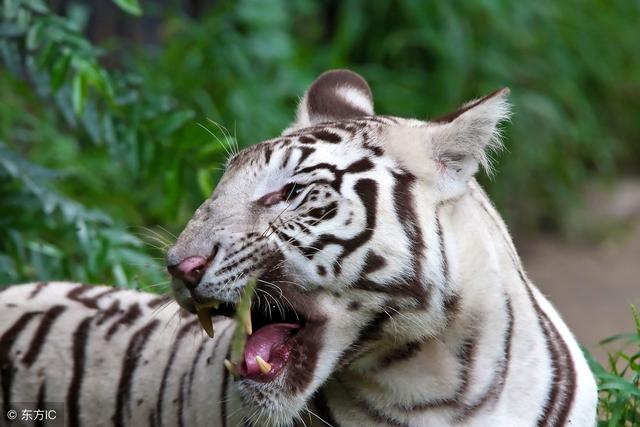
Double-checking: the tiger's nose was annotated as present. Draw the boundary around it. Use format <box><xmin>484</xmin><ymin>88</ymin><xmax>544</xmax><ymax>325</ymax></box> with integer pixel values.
<box><xmin>167</xmin><ymin>256</ymin><xmax>209</xmax><ymax>289</ymax></box>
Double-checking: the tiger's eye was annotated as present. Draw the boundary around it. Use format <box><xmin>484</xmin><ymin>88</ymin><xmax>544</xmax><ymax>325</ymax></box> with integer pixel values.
<box><xmin>283</xmin><ymin>183</ymin><xmax>305</xmax><ymax>200</ymax></box>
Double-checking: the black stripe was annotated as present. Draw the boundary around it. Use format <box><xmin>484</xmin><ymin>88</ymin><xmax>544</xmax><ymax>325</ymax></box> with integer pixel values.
<box><xmin>401</xmin><ymin>329</ymin><xmax>478</xmax><ymax>412</ymax></box>
<box><xmin>390</xmin><ymin>171</ymin><xmax>429</xmax><ymax>306</ymax></box>
<box><xmin>186</xmin><ymin>339</ymin><xmax>208</xmax><ymax>400</ymax></box>
<box><xmin>443</xmin><ymin>292</ymin><xmax>461</xmax><ymax>327</ymax></box>
<box><xmin>148</xmin><ymin>296</ymin><xmax>171</xmax><ymax>309</ymax></box>
<box><xmin>154</xmin><ymin>319</ymin><xmax>198</xmax><ymax>426</ymax></box>
<box><xmin>113</xmin><ymin>320</ymin><xmax>160</xmax><ymax>427</ymax></box>
<box><xmin>295</xmin><ymin>146</ymin><xmax>315</xmax><ymax>169</ymax></box>
<box><xmin>35</xmin><ymin>381</ymin><xmax>46</xmax><ymax>427</ymax></box>
<box><xmin>551</xmin><ymin>321</ymin><xmax>577</xmax><ymax>425</ymax></box>
<box><xmin>312</xmin><ymin>130</ymin><xmax>342</xmax><ymax>143</ymax></box>
<box><xmin>28</xmin><ymin>282</ymin><xmax>48</xmax><ymax>299</ymax></box>
<box><xmin>337</xmin><ymin>310</ymin><xmax>390</xmax><ymax>368</ymax></box>
<box><xmin>362</xmin><ymin>250</ymin><xmax>386</xmax><ymax>275</ymax></box>
<box><xmin>95</xmin><ymin>299</ymin><xmax>121</xmax><ymax>326</ymax></box>
<box><xmin>22</xmin><ymin>305</ymin><xmax>66</xmax><ymax>367</ymax></box>
<box><xmin>213</xmin><ymin>324</ymin><xmax>235</xmax><ymax>427</ymax></box>
<box><xmin>534</xmin><ymin>301</ymin><xmax>561</xmax><ymax>426</ymax></box>
<box><xmin>456</xmin><ymin>296</ymin><xmax>514</xmax><ymax>420</ymax></box>
<box><xmin>295</xmin><ymin>158</ymin><xmax>374</xmax><ymax>193</ymax></box>
<box><xmin>352</xmin><ymin>277</ymin><xmax>429</xmax><ymax>302</ymax></box>
<box><xmin>377</xmin><ymin>340</ymin><xmax>423</xmax><ymax>370</ymax></box>
<box><xmin>341</xmin><ymin>380</ymin><xmax>410</xmax><ymax>427</ymax></box>
<box><xmin>67</xmin><ymin>316</ymin><xmax>93</xmax><ymax>427</ymax></box>
<box><xmin>1</xmin><ymin>312</ymin><xmax>41</xmax><ymax>414</ymax></box>
<box><xmin>177</xmin><ymin>372</ymin><xmax>187</xmax><ymax>427</ymax></box>
<box><xmin>435</xmin><ymin>210</ymin><xmax>449</xmax><ymax>287</ymax></box>
<box><xmin>280</xmin><ymin>147</ymin><xmax>293</xmax><ymax>169</ymax></box>
<box><xmin>105</xmin><ymin>303</ymin><xmax>142</xmax><ymax>340</ymax></box>
<box><xmin>511</xmin><ymin>268</ymin><xmax>577</xmax><ymax>427</ymax></box>
<box><xmin>221</xmin><ymin>346</ymin><xmax>231</xmax><ymax>427</ymax></box>
<box><xmin>263</xmin><ymin>145</ymin><xmax>273</xmax><ymax>165</ymax></box>
<box><xmin>313</xmin><ymin>389</ymin><xmax>341</xmax><ymax>427</ymax></box>
<box><xmin>67</xmin><ymin>285</ymin><xmax>118</xmax><ymax>309</ymax></box>
<box><xmin>530</xmin><ymin>285</ymin><xmax>576</xmax><ymax>427</ymax></box>
<box><xmin>303</xmin><ymin>177</ymin><xmax>377</xmax><ymax>273</ymax></box>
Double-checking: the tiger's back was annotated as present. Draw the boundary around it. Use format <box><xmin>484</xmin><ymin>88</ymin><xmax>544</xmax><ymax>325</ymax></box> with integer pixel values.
<box><xmin>0</xmin><ymin>282</ymin><xmax>233</xmax><ymax>427</ymax></box>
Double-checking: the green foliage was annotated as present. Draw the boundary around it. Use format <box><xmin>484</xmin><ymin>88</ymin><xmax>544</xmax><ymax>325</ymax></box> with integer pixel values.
<box><xmin>112</xmin><ymin>0</ymin><xmax>142</xmax><ymax>17</ymax></box>
<box><xmin>585</xmin><ymin>306</ymin><xmax>640</xmax><ymax>426</ymax></box>
<box><xmin>0</xmin><ymin>0</ymin><xmax>206</xmax><ymax>289</ymax></box>
<box><xmin>0</xmin><ymin>71</ymin><xmax>166</xmax><ymax>289</ymax></box>
<box><xmin>139</xmin><ymin>0</ymin><xmax>640</xmax><ymax>231</ymax></box>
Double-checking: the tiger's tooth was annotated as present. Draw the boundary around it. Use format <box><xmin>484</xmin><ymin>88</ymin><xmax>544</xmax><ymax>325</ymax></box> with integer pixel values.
<box><xmin>255</xmin><ymin>355</ymin><xmax>272</xmax><ymax>374</ymax></box>
<box><xmin>196</xmin><ymin>308</ymin><xmax>214</xmax><ymax>338</ymax></box>
<box><xmin>241</xmin><ymin>306</ymin><xmax>252</xmax><ymax>336</ymax></box>
<box><xmin>224</xmin><ymin>359</ymin><xmax>240</xmax><ymax>377</ymax></box>
<box><xmin>211</xmin><ymin>300</ymin><xmax>220</xmax><ymax>309</ymax></box>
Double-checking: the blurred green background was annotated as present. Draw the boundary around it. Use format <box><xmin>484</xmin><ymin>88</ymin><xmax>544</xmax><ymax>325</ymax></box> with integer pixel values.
<box><xmin>0</xmin><ymin>0</ymin><xmax>639</xmax><ymax>288</ymax></box>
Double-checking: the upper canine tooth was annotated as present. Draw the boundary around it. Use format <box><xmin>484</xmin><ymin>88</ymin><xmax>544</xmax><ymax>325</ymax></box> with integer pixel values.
<box><xmin>241</xmin><ymin>305</ymin><xmax>252</xmax><ymax>336</ymax></box>
<box><xmin>255</xmin><ymin>355</ymin><xmax>272</xmax><ymax>374</ymax></box>
<box><xmin>196</xmin><ymin>308</ymin><xmax>214</xmax><ymax>338</ymax></box>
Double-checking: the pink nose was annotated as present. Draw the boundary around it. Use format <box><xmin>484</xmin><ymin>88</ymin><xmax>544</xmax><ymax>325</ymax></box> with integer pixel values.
<box><xmin>167</xmin><ymin>256</ymin><xmax>208</xmax><ymax>289</ymax></box>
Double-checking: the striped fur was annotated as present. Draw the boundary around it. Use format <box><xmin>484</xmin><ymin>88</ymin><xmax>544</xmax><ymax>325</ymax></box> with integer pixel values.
<box><xmin>1</xmin><ymin>282</ymin><xmax>238</xmax><ymax>427</ymax></box>
<box><xmin>1</xmin><ymin>70</ymin><xmax>597</xmax><ymax>426</ymax></box>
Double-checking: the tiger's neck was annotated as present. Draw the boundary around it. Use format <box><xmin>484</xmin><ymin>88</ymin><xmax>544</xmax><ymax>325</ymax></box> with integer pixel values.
<box><xmin>310</xmin><ymin>183</ymin><xmax>537</xmax><ymax>426</ymax></box>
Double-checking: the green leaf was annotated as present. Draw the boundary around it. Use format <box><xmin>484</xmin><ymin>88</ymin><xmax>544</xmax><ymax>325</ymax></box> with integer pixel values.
<box><xmin>50</xmin><ymin>53</ymin><xmax>71</xmax><ymax>91</ymax></box>
<box><xmin>599</xmin><ymin>332</ymin><xmax>639</xmax><ymax>346</ymax></box>
<box><xmin>24</xmin><ymin>0</ymin><xmax>47</xmax><ymax>13</ymax></box>
<box><xmin>598</xmin><ymin>377</ymin><xmax>640</xmax><ymax>396</ymax></box>
<box><xmin>111</xmin><ymin>0</ymin><xmax>142</xmax><ymax>16</ymax></box>
<box><xmin>3</xmin><ymin>0</ymin><xmax>20</xmax><ymax>20</ymax></box>
<box><xmin>25</xmin><ymin>20</ymin><xmax>44</xmax><ymax>50</ymax></box>
<box><xmin>72</xmin><ymin>71</ymin><xmax>87</xmax><ymax>115</ymax></box>
<box><xmin>230</xmin><ymin>278</ymin><xmax>257</xmax><ymax>363</ymax></box>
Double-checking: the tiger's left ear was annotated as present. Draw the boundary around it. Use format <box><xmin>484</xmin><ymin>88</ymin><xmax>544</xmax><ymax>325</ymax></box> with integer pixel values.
<box><xmin>388</xmin><ymin>88</ymin><xmax>510</xmax><ymax>201</ymax></box>
<box><xmin>286</xmin><ymin>69</ymin><xmax>374</xmax><ymax>132</ymax></box>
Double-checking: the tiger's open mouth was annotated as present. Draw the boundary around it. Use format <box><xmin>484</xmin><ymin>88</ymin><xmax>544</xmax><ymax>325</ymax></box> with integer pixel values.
<box><xmin>192</xmin><ymin>282</ymin><xmax>322</xmax><ymax>385</ymax></box>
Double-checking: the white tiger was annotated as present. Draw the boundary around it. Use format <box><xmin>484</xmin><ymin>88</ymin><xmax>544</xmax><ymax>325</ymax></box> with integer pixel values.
<box><xmin>0</xmin><ymin>70</ymin><xmax>597</xmax><ymax>427</ymax></box>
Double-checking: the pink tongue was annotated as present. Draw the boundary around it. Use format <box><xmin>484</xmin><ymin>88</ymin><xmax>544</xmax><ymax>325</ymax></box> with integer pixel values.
<box><xmin>243</xmin><ymin>323</ymin><xmax>299</xmax><ymax>376</ymax></box>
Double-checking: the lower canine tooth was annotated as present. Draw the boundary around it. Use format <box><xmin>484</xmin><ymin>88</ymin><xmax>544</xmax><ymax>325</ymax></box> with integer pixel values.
<box><xmin>196</xmin><ymin>309</ymin><xmax>214</xmax><ymax>338</ymax></box>
<box><xmin>255</xmin><ymin>355</ymin><xmax>272</xmax><ymax>374</ymax></box>
<box><xmin>224</xmin><ymin>359</ymin><xmax>240</xmax><ymax>377</ymax></box>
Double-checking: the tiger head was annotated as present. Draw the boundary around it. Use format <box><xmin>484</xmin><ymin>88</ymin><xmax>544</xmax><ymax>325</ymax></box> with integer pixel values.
<box><xmin>166</xmin><ymin>70</ymin><xmax>509</xmax><ymax>425</ymax></box>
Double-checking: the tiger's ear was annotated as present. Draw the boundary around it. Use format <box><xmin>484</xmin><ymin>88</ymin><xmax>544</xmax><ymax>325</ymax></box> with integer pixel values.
<box><xmin>429</xmin><ymin>88</ymin><xmax>511</xmax><ymax>199</ymax></box>
<box><xmin>287</xmin><ymin>69</ymin><xmax>374</xmax><ymax>131</ymax></box>
<box><xmin>385</xmin><ymin>88</ymin><xmax>510</xmax><ymax>201</ymax></box>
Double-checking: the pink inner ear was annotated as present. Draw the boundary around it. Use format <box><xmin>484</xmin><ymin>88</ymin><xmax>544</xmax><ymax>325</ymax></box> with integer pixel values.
<box><xmin>257</xmin><ymin>190</ymin><xmax>283</xmax><ymax>207</ymax></box>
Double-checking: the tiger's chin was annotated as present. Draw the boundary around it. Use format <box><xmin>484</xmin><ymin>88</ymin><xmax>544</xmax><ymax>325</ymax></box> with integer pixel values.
<box><xmin>236</xmin><ymin>379</ymin><xmax>313</xmax><ymax>427</ymax></box>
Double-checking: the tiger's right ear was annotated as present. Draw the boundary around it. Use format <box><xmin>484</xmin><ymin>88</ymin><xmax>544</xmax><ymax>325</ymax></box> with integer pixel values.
<box><xmin>285</xmin><ymin>69</ymin><xmax>374</xmax><ymax>132</ymax></box>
